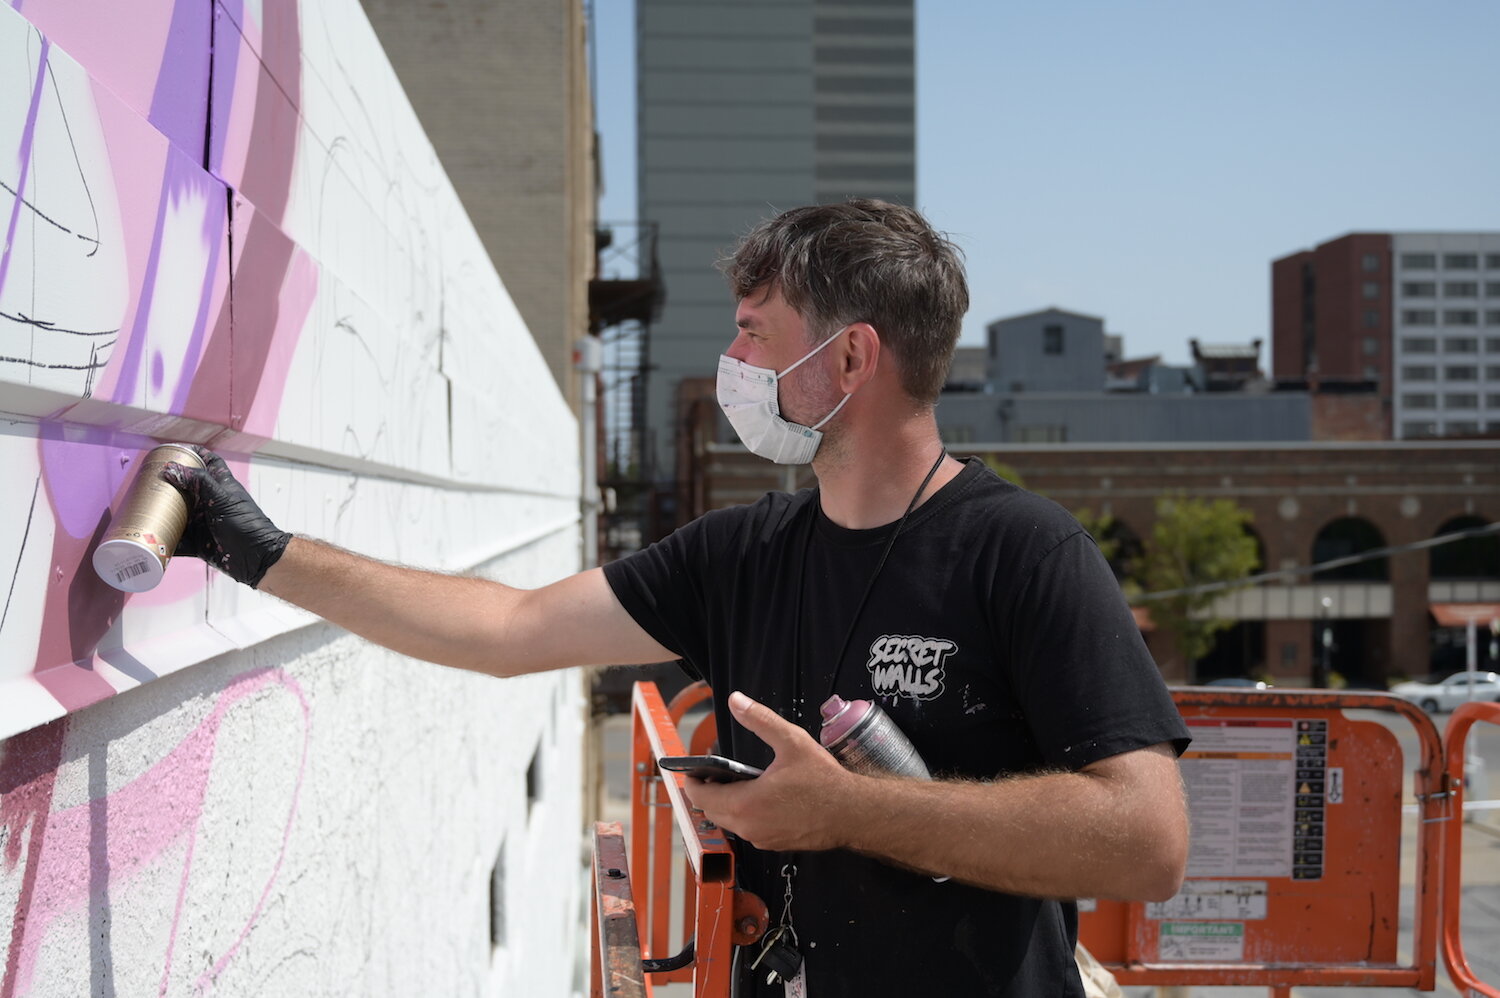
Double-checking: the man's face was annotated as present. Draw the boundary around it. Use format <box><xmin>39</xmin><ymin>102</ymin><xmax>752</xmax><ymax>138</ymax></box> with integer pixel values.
<box><xmin>728</xmin><ymin>288</ymin><xmax>842</xmax><ymax>427</ymax></box>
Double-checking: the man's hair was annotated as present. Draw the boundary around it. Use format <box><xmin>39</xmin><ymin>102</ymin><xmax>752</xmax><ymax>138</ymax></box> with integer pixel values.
<box><xmin>718</xmin><ymin>199</ymin><xmax>969</xmax><ymax>405</ymax></box>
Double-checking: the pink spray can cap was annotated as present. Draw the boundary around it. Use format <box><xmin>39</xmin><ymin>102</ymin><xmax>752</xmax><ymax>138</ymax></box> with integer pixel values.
<box><xmin>819</xmin><ymin>693</ymin><xmax>866</xmax><ymax>747</ymax></box>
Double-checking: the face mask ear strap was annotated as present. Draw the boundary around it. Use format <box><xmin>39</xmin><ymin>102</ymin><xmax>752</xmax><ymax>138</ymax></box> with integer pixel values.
<box><xmin>777</xmin><ymin>325</ymin><xmax>850</xmax><ymax>380</ymax></box>
<box><xmin>809</xmin><ymin>391</ymin><xmax>852</xmax><ymax>431</ymax></box>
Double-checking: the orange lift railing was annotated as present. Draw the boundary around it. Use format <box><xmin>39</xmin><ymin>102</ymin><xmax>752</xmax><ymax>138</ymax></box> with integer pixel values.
<box><xmin>589</xmin><ymin>681</ymin><xmax>768</xmax><ymax>998</ymax></box>
<box><xmin>591</xmin><ymin>682</ymin><xmax>1497</xmax><ymax>997</ymax></box>
<box><xmin>1440</xmin><ymin>699</ymin><xmax>1500</xmax><ymax>998</ymax></box>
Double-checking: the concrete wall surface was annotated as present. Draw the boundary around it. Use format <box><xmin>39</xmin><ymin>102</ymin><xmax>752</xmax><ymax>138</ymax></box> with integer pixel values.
<box><xmin>1</xmin><ymin>1</ymin><xmax>584</xmax><ymax>994</ymax></box>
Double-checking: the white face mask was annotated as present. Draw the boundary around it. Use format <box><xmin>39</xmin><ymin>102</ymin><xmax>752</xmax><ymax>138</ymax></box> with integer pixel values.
<box><xmin>716</xmin><ymin>327</ymin><xmax>854</xmax><ymax>465</ymax></box>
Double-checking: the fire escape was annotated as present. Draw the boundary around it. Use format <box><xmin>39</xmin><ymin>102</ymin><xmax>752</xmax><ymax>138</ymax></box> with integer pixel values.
<box><xmin>588</xmin><ymin>222</ymin><xmax>665</xmax><ymax>564</ymax></box>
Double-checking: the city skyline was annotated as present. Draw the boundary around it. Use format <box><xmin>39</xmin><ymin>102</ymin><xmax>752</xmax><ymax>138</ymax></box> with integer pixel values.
<box><xmin>594</xmin><ymin>0</ymin><xmax>1500</xmax><ymax>367</ymax></box>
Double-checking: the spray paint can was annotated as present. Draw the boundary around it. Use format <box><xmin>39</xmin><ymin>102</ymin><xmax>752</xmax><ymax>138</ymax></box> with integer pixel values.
<box><xmin>92</xmin><ymin>443</ymin><xmax>205</xmax><ymax>593</ymax></box>
<box><xmin>818</xmin><ymin>694</ymin><xmax>931</xmax><ymax>780</ymax></box>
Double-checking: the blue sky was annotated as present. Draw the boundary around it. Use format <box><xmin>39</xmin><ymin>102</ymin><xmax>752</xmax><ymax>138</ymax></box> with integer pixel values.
<box><xmin>593</xmin><ymin>1</ymin><xmax>1500</xmax><ymax>366</ymax></box>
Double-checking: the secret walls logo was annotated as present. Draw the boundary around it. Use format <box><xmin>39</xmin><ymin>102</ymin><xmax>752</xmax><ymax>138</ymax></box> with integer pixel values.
<box><xmin>865</xmin><ymin>634</ymin><xmax>957</xmax><ymax>701</ymax></box>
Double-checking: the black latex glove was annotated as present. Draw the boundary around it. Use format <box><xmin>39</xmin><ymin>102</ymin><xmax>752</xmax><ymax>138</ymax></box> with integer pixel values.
<box><xmin>160</xmin><ymin>444</ymin><xmax>292</xmax><ymax>588</ymax></box>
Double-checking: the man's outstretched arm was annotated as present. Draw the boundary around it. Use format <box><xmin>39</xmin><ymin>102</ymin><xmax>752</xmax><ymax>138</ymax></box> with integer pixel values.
<box><xmin>260</xmin><ymin>539</ymin><xmax>676</xmax><ymax>676</ymax></box>
<box><xmin>162</xmin><ymin>447</ymin><xmax>677</xmax><ymax>676</ymax></box>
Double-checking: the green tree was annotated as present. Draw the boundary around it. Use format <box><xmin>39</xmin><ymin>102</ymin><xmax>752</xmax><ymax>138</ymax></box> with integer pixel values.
<box><xmin>1137</xmin><ymin>494</ymin><xmax>1260</xmax><ymax>666</ymax></box>
<box><xmin>980</xmin><ymin>456</ymin><xmax>1027</xmax><ymax>490</ymax></box>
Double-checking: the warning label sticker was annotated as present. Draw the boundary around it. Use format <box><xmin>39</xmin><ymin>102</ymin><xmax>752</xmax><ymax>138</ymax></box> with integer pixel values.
<box><xmin>1159</xmin><ymin>922</ymin><xmax>1246</xmax><ymax>962</ymax></box>
<box><xmin>1180</xmin><ymin>717</ymin><xmax>1328</xmax><ymax>881</ymax></box>
<box><xmin>1147</xmin><ymin>880</ymin><xmax>1268</xmax><ymax>921</ymax></box>
<box><xmin>1181</xmin><ymin>719</ymin><xmax>1298</xmax><ymax>878</ymax></box>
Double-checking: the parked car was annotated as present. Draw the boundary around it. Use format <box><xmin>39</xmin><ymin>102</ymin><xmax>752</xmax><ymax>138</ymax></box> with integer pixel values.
<box><xmin>1204</xmin><ymin>677</ymin><xmax>1272</xmax><ymax>689</ymax></box>
<box><xmin>1388</xmin><ymin>671</ymin><xmax>1500</xmax><ymax>713</ymax></box>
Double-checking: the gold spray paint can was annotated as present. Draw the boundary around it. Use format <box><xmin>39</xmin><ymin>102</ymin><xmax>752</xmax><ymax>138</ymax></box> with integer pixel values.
<box><xmin>93</xmin><ymin>443</ymin><xmax>205</xmax><ymax>593</ymax></box>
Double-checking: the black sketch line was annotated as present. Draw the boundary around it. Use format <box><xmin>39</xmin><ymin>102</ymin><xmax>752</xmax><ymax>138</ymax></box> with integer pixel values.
<box><xmin>1</xmin><ymin>309</ymin><xmax>118</xmax><ymax>337</ymax></box>
<box><xmin>0</xmin><ymin>347</ymin><xmax>114</xmax><ymax>371</ymax></box>
<box><xmin>0</xmin><ymin>474</ymin><xmax>42</xmax><ymax>640</ymax></box>
<box><xmin>45</xmin><ymin>59</ymin><xmax>101</xmax><ymax>258</ymax></box>
<box><xmin>0</xmin><ymin>180</ymin><xmax>98</xmax><ymax>250</ymax></box>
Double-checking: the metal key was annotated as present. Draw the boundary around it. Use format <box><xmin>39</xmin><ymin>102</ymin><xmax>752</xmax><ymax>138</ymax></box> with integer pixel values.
<box><xmin>750</xmin><ymin>925</ymin><xmax>802</xmax><ymax>985</ymax></box>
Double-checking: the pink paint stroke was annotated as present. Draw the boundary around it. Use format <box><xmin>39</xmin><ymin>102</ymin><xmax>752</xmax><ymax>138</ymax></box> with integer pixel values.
<box><xmin>1</xmin><ymin>668</ymin><xmax>310</xmax><ymax>997</ymax></box>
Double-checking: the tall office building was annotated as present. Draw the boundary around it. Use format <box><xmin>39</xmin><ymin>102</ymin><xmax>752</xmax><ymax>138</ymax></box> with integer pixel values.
<box><xmin>637</xmin><ymin>0</ymin><xmax>915</xmax><ymax>497</ymax></box>
<box><xmin>1272</xmin><ymin>232</ymin><xmax>1500</xmax><ymax>439</ymax></box>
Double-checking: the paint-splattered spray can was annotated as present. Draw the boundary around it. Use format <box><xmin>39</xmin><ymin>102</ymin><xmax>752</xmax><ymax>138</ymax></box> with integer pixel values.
<box><xmin>93</xmin><ymin>443</ymin><xmax>205</xmax><ymax>593</ymax></box>
<box><xmin>818</xmin><ymin>694</ymin><xmax>932</xmax><ymax>780</ymax></box>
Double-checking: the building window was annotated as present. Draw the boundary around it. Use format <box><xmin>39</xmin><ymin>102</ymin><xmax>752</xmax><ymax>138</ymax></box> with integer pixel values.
<box><xmin>1447</xmin><ymin>420</ymin><xmax>1481</xmax><ymax>435</ymax></box>
<box><xmin>1486</xmin><ymin>312</ymin><xmax>1500</xmax><ymax>327</ymax></box>
<box><xmin>1444</xmin><ymin>253</ymin><xmax>1479</xmax><ymax>270</ymax></box>
<box><xmin>1444</xmin><ymin>365</ymin><xmax>1479</xmax><ymax>381</ymax></box>
<box><xmin>1363</xmin><ymin>309</ymin><xmax>1380</xmax><ymax>328</ymax></box>
<box><xmin>1362</xmin><ymin>336</ymin><xmax>1379</xmax><ymax>356</ymax></box>
<box><xmin>1444</xmin><ymin>311</ymin><xmax>1479</xmax><ymax>326</ymax></box>
<box><xmin>1445</xmin><ymin>337</ymin><xmax>1479</xmax><ymax>353</ymax></box>
<box><xmin>1403</xmin><ymin>420</ymin><xmax>1439</xmax><ymax>437</ymax></box>
<box><xmin>1487</xmin><ymin>254</ymin><xmax>1500</xmax><ymax>269</ymax></box>
<box><xmin>1487</xmin><ymin>393</ymin><xmax>1500</xmax><ymax>409</ymax></box>
<box><xmin>1402</xmin><ymin>282</ymin><xmax>1436</xmax><ymax>298</ymax></box>
<box><xmin>1362</xmin><ymin>253</ymin><xmax>1381</xmax><ymax>272</ymax></box>
<box><xmin>1403</xmin><ymin>393</ymin><xmax>1438</xmax><ymax>409</ymax></box>
<box><xmin>1402</xmin><ymin>310</ymin><xmax>1437</xmax><ymax>325</ymax></box>
<box><xmin>1043</xmin><ymin>324</ymin><xmax>1064</xmax><ymax>355</ymax></box>
<box><xmin>1487</xmin><ymin>365</ymin><xmax>1500</xmax><ymax>380</ymax></box>
<box><xmin>1485</xmin><ymin>282</ymin><xmax>1500</xmax><ymax>297</ymax></box>
<box><xmin>1444</xmin><ymin>393</ymin><xmax>1478</xmax><ymax>409</ymax></box>
<box><xmin>1402</xmin><ymin>365</ymin><xmax>1436</xmax><ymax>380</ymax></box>
<box><xmin>1445</xmin><ymin>282</ymin><xmax>1479</xmax><ymax>298</ymax></box>
<box><xmin>1402</xmin><ymin>253</ymin><xmax>1437</xmax><ymax>270</ymax></box>
<box><xmin>1362</xmin><ymin>281</ymin><xmax>1380</xmax><ymax>299</ymax></box>
<box><xmin>1487</xmin><ymin>336</ymin><xmax>1500</xmax><ymax>351</ymax></box>
<box><xmin>1401</xmin><ymin>337</ymin><xmax>1437</xmax><ymax>354</ymax></box>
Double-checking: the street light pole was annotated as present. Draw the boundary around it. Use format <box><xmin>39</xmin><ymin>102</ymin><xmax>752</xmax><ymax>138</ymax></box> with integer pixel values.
<box><xmin>1316</xmin><ymin>595</ymin><xmax>1333</xmax><ymax>689</ymax></box>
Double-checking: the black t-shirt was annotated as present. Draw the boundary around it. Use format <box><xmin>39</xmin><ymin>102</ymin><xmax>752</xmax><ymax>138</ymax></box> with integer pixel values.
<box><xmin>604</xmin><ymin>458</ymin><xmax>1189</xmax><ymax>997</ymax></box>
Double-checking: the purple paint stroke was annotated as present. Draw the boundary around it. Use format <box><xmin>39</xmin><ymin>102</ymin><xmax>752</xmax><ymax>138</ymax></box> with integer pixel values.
<box><xmin>0</xmin><ymin>36</ymin><xmax>50</xmax><ymax>301</ymax></box>
<box><xmin>147</xmin><ymin>0</ymin><xmax>211</xmax><ymax>160</ymax></box>
<box><xmin>108</xmin><ymin>150</ymin><xmax>222</xmax><ymax>411</ymax></box>
<box><xmin>36</xmin><ymin>151</ymin><xmax>221</xmax><ymax>539</ymax></box>
<box><xmin>208</xmin><ymin>0</ymin><xmax>245</xmax><ymax>177</ymax></box>
<box><xmin>168</xmin><ymin>184</ymin><xmax>226</xmax><ymax>416</ymax></box>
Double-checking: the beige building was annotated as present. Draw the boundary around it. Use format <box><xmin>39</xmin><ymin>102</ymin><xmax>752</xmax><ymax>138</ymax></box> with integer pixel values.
<box><xmin>361</xmin><ymin>0</ymin><xmax>596</xmax><ymax>411</ymax></box>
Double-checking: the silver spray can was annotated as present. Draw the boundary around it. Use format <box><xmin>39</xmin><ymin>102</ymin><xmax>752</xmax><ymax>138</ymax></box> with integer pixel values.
<box><xmin>818</xmin><ymin>694</ymin><xmax>931</xmax><ymax>780</ymax></box>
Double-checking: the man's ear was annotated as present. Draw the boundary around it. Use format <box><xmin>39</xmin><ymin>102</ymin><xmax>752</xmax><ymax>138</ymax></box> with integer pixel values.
<box><xmin>838</xmin><ymin>322</ymin><xmax>881</xmax><ymax>392</ymax></box>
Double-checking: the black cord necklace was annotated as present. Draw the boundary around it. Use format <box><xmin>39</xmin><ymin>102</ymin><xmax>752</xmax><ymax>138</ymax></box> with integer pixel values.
<box><xmin>788</xmin><ymin>447</ymin><xmax>949</xmax><ymax>727</ymax></box>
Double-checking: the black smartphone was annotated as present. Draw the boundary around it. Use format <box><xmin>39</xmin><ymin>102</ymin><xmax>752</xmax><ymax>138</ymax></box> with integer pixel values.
<box><xmin>658</xmin><ymin>754</ymin><xmax>764</xmax><ymax>783</ymax></box>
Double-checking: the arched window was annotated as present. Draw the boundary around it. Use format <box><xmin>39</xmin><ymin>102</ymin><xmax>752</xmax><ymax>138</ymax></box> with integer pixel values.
<box><xmin>1429</xmin><ymin>516</ymin><xmax>1499</xmax><ymax>580</ymax></box>
<box><xmin>1242</xmin><ymin>523</ymin><xmax>1266</xmax><ymax>575</ymax></box>
<box><xmin>1312</xmin><ymin>517</ymin><xmax>1388</xmax><ymax>581</ymax></box>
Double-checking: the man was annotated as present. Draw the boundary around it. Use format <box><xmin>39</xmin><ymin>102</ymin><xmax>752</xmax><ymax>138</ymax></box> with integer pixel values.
<box><xmin>165</xmin><ymin>200</ymin><xmax>1189</xmax><ymax>996</ymax></box>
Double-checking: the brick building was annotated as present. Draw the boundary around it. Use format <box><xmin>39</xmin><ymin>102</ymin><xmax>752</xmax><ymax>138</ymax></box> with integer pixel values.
<box><xmin>1273</xmin><ymin>232</ymin><xmax>1500</xmax><ymax>441</ymax></box>
<box><xmin>675</xmin><ymin>401</ymin><xmax>1500</xmax><ymax>687</ymax></box>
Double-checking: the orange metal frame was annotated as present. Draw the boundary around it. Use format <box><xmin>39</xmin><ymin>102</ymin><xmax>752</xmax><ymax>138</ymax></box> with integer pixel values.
<box><xmin>1441</xmin><ymin>699</ymin><xmax>1500</xmax><ymax>998</ymax></box>
<box><xmin>591</xmin><ymin>682</ymin><xmax>1497</xmax><ymax>997</ymax></box>
<box><xmin>1081</xmin><ymin>688</ymin><xmax>1447</xmax><ymax>995</ymax></box>
<box><xmin>589</xmin><ymin>681</ymin><xmax>768</xmax><ymax>998</ymax></box>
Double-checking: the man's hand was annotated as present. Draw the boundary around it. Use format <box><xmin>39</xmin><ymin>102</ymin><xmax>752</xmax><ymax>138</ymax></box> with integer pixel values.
<box><xmin>160</xmin><ymin>445</ymin><xmax>291</xmax><ymax>588</ymax></box>
<box><xmin>684</xmin><ymin>691</ymin><xmax>859</xmax><ymax>853</ymax></box>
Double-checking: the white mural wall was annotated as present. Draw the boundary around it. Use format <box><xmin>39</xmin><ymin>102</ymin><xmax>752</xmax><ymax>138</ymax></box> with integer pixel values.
<box><xmin>0</xmin><ymin>1</ymin><xmax>585</xmax><ymax>995</ymax></box>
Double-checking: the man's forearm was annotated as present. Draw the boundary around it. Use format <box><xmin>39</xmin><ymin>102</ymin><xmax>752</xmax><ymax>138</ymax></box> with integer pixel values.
<box><xmin>256</xmin><ymin>537</ymin><xmax>678</xmax><ymax>676</ymax></box>
<box><xmin>831</xmin><ymin>747</ymin><xmax>1187</xmax><ymax>900</ymax></box>
<box><xmin>259</xmin><ymin>537</ymin><xmax>529</xmax><ymax>675</ymax></box>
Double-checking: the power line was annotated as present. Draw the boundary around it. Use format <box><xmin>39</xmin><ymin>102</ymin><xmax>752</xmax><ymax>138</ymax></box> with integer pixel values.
<box><xmin>1133</xmin><ymin>520</ymin><xmax>1500</xmax><ymax>603</ymax></box>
